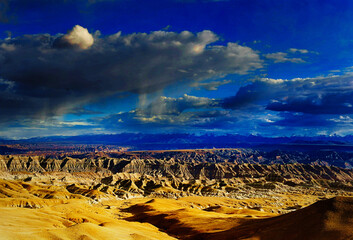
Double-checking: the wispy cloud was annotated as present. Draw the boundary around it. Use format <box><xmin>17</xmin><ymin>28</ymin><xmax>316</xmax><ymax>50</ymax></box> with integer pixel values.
<box><xmin>288</xmin><ymin>48</ymin><xmax>309</xmax><ymax>54</ymax></box>
<box><xmin>190</xmin><ymin>79</ymin><xmax>232</xmax><ymax>90</ymax></box>
<box><xmin>264</xmin><ymin>52</ymin><xmax>305</xmax><ymax>63</ymax></box>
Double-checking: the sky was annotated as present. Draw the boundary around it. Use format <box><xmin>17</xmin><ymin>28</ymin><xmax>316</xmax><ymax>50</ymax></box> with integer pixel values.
<box><xmin>1</xmin><ymin>0</ymin><xmax>353</xmax><ymax>139</ymax></box>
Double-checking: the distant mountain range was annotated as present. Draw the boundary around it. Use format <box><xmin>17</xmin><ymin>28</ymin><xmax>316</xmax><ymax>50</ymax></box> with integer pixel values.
<box><xmin>2</xmin><ymin>133</ymin><xmax>353</xmax><ymax>151</ymax></box>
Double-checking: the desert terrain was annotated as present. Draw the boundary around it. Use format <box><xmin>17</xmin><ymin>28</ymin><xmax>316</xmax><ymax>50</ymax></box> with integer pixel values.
<box><xmin>0</xmin><ymin>149</ymin><xmax>352</xmax><ymax>239</ymax></box>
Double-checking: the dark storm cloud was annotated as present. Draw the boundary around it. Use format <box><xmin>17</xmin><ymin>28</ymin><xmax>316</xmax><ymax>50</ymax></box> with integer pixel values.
<box><xmin>223</xmin><ymin>74</ymin><xmax>353</xmax><ymax>115</ymax></box>
<box><xmin>0</xmin><ymin>25</ymin><xmax>262</xmax><ymax>122</ymax></box>
<box><xmin>222</xmin><ymin>81</ymin><xmax>275</xmax><ymax>109</ymax></box>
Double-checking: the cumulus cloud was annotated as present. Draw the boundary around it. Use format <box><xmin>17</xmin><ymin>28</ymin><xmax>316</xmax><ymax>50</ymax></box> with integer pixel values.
<box><xmin>0</xmin><ymin>26</ymin><xmax>262</xmax><ymax>123</ymax></box>
<box><xmin>54</xmin><ymin>25</ymin><xmax>94</xmax><ymax>49</ymax></box>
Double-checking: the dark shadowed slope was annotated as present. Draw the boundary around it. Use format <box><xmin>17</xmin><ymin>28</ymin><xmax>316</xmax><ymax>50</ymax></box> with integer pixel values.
<box><xmin>125</xmin><ymin>197</ymin><xmax>353</xmax><ymax>240</ymax></box>
<box><xmin>201</xmin><ymin>197</ymin><xmax>353</xmax><ymax>240</ymax></box>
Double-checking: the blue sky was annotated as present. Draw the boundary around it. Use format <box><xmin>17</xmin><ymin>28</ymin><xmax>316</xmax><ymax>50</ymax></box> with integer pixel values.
<box><xmin>1</xmin><ymin>0</ymin><xmax>353</xmax><ymax>138</ymax></box>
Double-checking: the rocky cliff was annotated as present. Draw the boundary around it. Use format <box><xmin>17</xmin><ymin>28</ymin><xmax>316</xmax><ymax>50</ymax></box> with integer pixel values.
<box><xmin>0</xmin><ymin>153</ymin><xmax>353</xmax><ymax>200</ymax></box>
<box><xmin>1</xmin><ymin>155</ymin><xmax>353</xmax><ymax>183</ymax></box>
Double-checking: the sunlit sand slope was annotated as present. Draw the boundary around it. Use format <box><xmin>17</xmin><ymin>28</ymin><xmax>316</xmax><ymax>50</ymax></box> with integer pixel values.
<box><xmin>0</xmin><ymin>201</ymin><xmax>176</xmax><ymax>240</ymax></box>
